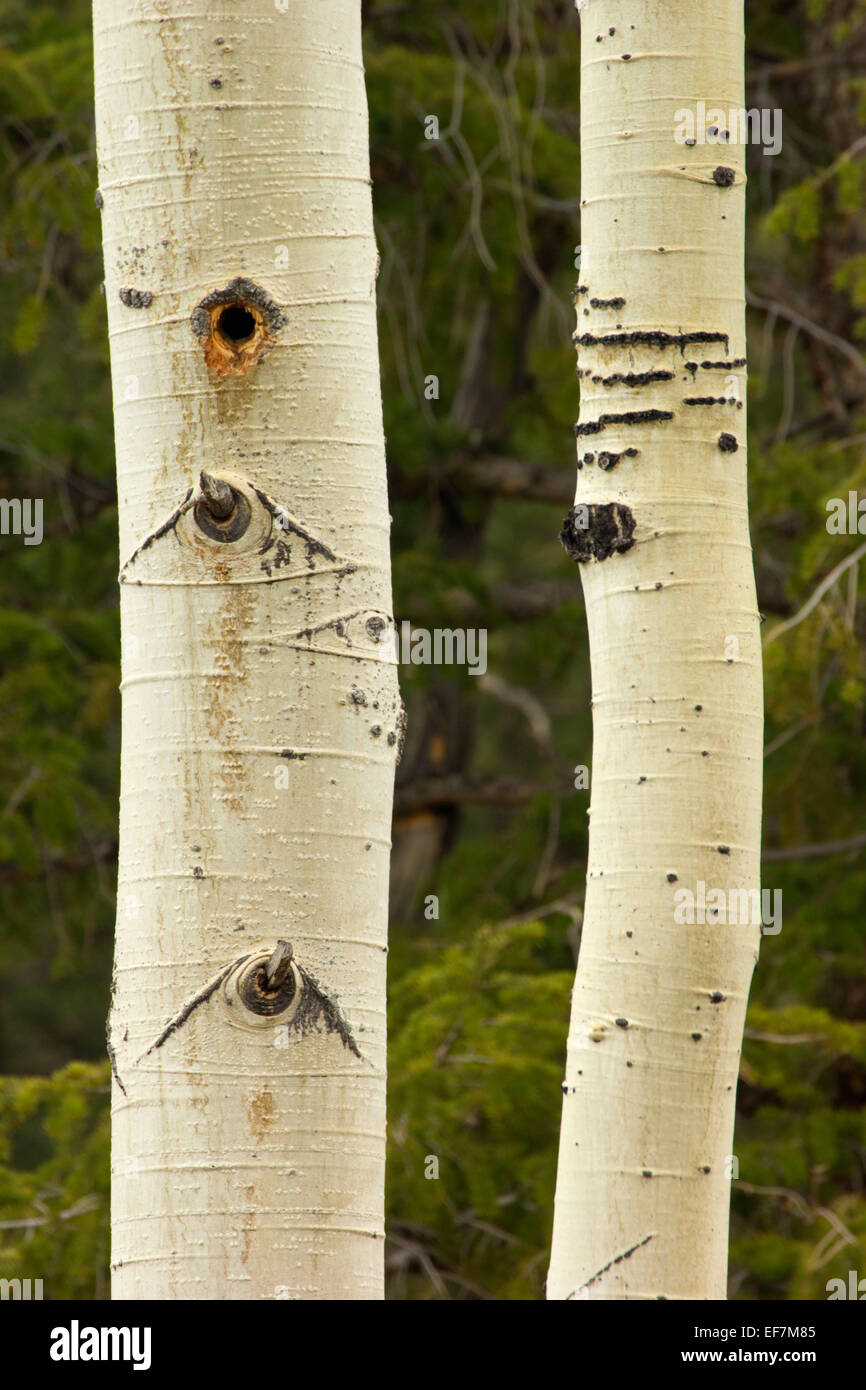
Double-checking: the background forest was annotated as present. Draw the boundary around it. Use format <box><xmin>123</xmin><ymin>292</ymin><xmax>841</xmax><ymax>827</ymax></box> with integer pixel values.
<box><xmin>1</xmin><ymin>0</ymin><xmax>865</xmax><ymax>1300</ymax></box>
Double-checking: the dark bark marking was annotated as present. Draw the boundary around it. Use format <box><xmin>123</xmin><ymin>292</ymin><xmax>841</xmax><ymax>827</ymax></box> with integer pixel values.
<box><xmin>566</xmin><ymin>1233</ymin><xmax>654</xmax><ymax>1298</ymax></box>
<box><xmin>251</xmin><ymin>486</ymin><xmax>339</xmax><ymax>569</ymax></box>
<box><xmin>574</xmin><ymin>409</ymin><xmax>674</xmax><ymax>437</ymax></box>
<box><xmin>560</xmin><ymin>502</ymin><xmax>636</xmax><ymax>563</ymax></box>
<box><xmin>120</xmin><ymin>488</ymin><xmax>194</xmax><ymax>578</ymax></box>
<box><xmin>575</xmin><ymin>329</ymin><xmax>729</xmax><ymax>354</ymax></box>
<box><xmin>119</xmin><ymin>287</ymin><xmax>153</xmax><ymax>309</ymax></box>
<box><xmin>106</xmin><ymin>1018</ymin><xmax>127</xmax><ymax>1097</ymax></box>
<box><xmin>287</xmin><ymin>963</ymin><xmax>361</xmax><ymax>1058</ymax></box>
<box><xmin>593</xmin><ymin>370</ymin><xmax>674</xmax><ymax>388</ymax></box>
<box><xmin>141</xmin><ymin>955</ymin><xmax>248</xmax><ymax>1059</ymax></box>
<box><xmin>597</xmin><ymin>447</ymin><xmax>639</xmax><ymax>470</ymax></box>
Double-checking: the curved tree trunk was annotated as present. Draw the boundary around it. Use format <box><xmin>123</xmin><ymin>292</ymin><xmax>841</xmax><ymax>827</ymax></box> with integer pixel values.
<box><xmin>94</xmin><ymin>0</ymin><xmax>399</xmax><ymax>1299</ymax></box>
<box><xmin>548</xmin><ymin>0</ymin><xmax>763</xmax><ymax>1300</ymax></box>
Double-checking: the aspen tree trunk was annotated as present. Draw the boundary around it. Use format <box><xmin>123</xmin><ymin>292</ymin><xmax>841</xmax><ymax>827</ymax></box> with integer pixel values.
<box><xmin>94</xmin><ymin>0</ymin><xmax>400</xmax><ymax>1300</ymax></box>
<box><xmin>548</xmin><ymin>1</ymin><xmax>763</xmax><ymax>1300</ymax></box>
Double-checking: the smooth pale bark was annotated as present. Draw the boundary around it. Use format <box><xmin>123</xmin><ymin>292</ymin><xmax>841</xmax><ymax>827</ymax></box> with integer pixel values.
<box><xmin>94</xmin><ymin>0</ymin><xmax>399</xmax><ymax>1299</ymax></box>
<box><xmin>548</xmin><ymin>1</ymin><xmax>763</xmax><ymax>1300</ymax></box>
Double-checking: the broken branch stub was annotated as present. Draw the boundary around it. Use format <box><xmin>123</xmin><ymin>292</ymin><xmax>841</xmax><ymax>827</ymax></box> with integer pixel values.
<box><xmin>238</xmin><ymin>954</ymin><xmax>298</xmax><ymax>1018</ymax></box>
<box><xmin>193</xmin><ymin>470</ymin><xmax>251</xmax><ymax>542</ymax></box>
<box><xmin>265</xmin><ymin>939</ymin><xmax>294</xmax><ymax>990</ymax></box>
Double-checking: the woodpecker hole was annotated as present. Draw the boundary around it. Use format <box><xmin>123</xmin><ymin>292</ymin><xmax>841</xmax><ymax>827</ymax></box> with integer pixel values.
<box><xmin>217</xmin><ymin>304</ymin><xmax>256</xmax><ymax>344</ymax></box>
<box><xmin>191</xmin><ymin>277</ymin><xmax>286</xmax><ymax>377</ymax></box>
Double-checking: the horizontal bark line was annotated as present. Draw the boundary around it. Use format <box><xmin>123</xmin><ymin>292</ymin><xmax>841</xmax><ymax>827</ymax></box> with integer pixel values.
<box><xmin>12</xmin><ymin>805</ymin><xmax>858</xmax><ymax>884</ymax></box>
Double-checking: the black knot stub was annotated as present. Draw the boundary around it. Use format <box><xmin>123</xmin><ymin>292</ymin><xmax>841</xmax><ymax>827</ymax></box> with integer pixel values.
<box><xmin>717</xmin><ymin>432</ymin><xmax>739</xmax><ymax>453</ymax></box>
<box><xmin>712</xmin><ymin>166</ymin><xmax>736</xmax><ymax>187</ymax></box>
<box><xmin>194</xmin><ymin>471</ymin><xmax>252</xmax><ymax>541</ymax></box>
<box><xmin>238</xmin><ymin>951</ymin><xmax>297</xmax><ymax>1017</ymax></box>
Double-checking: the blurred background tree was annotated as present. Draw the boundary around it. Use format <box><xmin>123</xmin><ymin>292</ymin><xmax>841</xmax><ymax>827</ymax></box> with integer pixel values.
<box><xmin>0</xmin><ymin>0</ymin><xmax>864</xmax><ymax>1299</ymax></box>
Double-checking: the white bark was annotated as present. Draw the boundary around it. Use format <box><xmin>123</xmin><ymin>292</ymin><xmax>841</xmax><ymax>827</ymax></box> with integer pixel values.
<box><xmin>548</xmin><ymin>1</ymin><xmax>763</xmax><ymax>1300</ymax></box>
<box><xmin>94</xmin><ymin>0</ymin><xmax>399</xmax><ymax>1299</ymax></box>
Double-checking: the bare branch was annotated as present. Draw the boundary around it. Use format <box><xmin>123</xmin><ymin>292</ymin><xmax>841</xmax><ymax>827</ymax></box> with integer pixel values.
<box><xmin>763</xmin><ymin>542</ymin><xmax>866</xmax><ymax>646</ymax></box>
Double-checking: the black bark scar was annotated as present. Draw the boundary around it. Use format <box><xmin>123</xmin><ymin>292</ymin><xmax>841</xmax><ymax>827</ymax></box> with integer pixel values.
<box><xmin>141</xmin><ymin>955</ymin><xmax>248</xmax><ymax>1059</ymax></box>
<box><xmin>597</xmin><ymin>448</ymin><xmax>639</xmax><ymax>470</ymax></box>
<box><xmin>566</xmin><ymin>1234</ymin><xmax>655</xmax><ymax>1298</ymax></box>
<box><xmin>560</xmin><ymin>502</ymin><xmax>636</xmax><ymax>562</ymax></box>
<box><xmin>574</xmin><ymin>410</ymin><xmax>673</xmax><ymax>437</ymax></box>
<box><xmin>120</xmin><ymin>488</ymin><xmax>194</xmax><ymax>579</ymax></box>
<box><xmin>575</xmin><ymin>329</ymin><xmax>730</xmax><ymax>354</ymax></box>
<box><xmin>593</xmin><ymin>371</ymin><xmax>674</xmax><ymax>388</ymax></box>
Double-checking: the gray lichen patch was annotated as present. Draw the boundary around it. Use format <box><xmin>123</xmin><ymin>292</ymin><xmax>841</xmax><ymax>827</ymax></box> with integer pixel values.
<box><xmin>560</xmin><ymin>502</ymin><xmax>636</xmax><ymax>563</ymax></box>
<box><xmin>106</xmin><ymin>1012</ymin><xmax>126</xmax><ymax>1096</ymax></box>
<box><xmin>191</xmin><ymin>277</ymin><xmax>286</xmax><ymax>377</ymax></box>
<box><xmin>390</xmin><ymin>694</ymin><xmax>408</xmax><ymax>765</ymax></box>
<box><xmin>119</xmin><ymin>287</ymin><xmax>153</xmax><ymax>309</ymax></box>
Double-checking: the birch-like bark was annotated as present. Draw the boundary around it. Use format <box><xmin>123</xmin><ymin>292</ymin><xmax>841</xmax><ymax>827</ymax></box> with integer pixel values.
<box><xmin>94</xmin><ymin>0</ymin><xmax>400</xmax><ymax>1300</ymax></box>
<box><xmin>548</xmin><ymin>1</ymin><xmax>763</xmax><ymax>1300</ymax></box>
